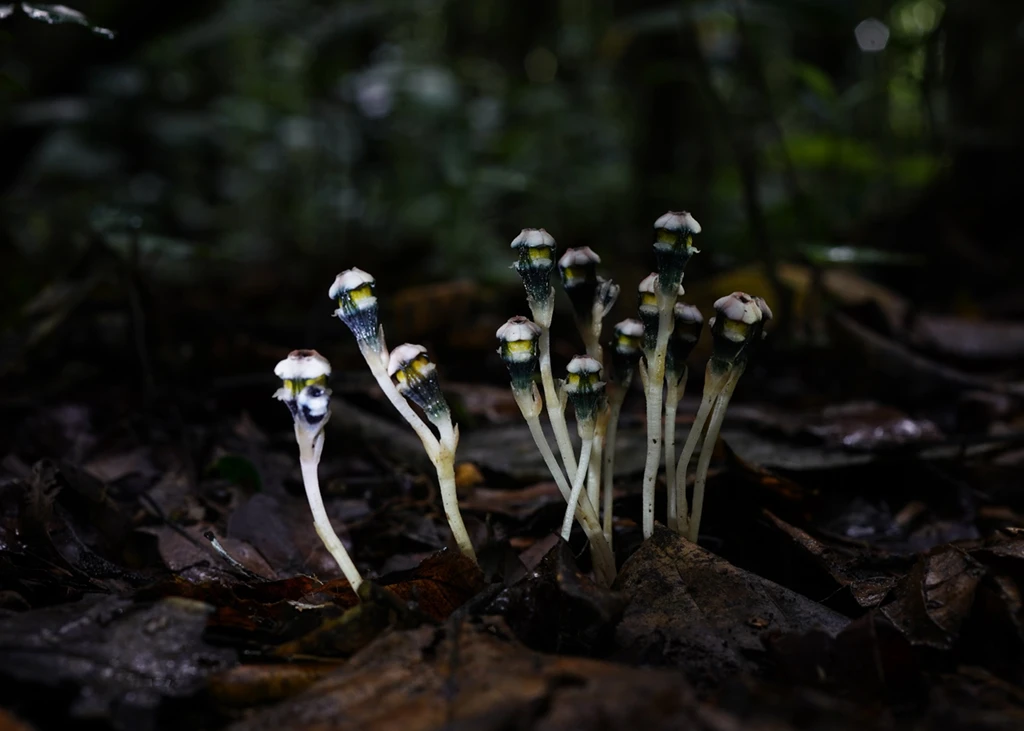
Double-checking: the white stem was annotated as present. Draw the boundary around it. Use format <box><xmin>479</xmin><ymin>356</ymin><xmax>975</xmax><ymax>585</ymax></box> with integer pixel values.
<box><xmin>602</xmin><ymin>391</ymin><xmax>626</xmax><ymax>547</ymax></box>
<box><xmin>515</xmin><ymin>387</ymin><xmax>616</xmax><ymax>586</ymax></box>
<box><xmin>435</xmin><ymin>418</ymin><xmax>477</xmax><ymax>562</ymax></box>
<box><xmin>688</xmin><ymin>368</ymin><xmax>741</xmax><ymax>543</ymax></box>
<box><xmin>673</xmin><ymin>365</ymin><xmax>727</xmax><ymax>537</ymax></box>
<box><xmin>664</xmin><ymin>370</ymin><xmax>686</xmax><ymax>532</ymax></box>
<box><xmin>587</xmin><ymin>409</ymin><xmax>607</xmax><ymax>512</ymax></box>
<box><xmin>561</xmin><ymin>435</ymin><xmax>594</xmax><ymax>542</ymax></box>
<box><xmin>296</xmin><ymin>430</ymin><xmax>363</xmax><ymax>593</ymax></box>
<box><xmin>538</xmin><ymin>324</ymin><xmax>578</xmax><ymax>483</ymax></box>
<box><xmin>640</xmin><ymin>297</ymin><xmax>676</xmax><ymax>538</ymax></box>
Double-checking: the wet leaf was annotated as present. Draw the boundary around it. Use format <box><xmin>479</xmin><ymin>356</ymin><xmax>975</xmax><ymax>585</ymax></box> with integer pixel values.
<box><xmin>764</xmin><ymin>612</ymin><xmax>924</xmax><ymax>703</ymax></box>
<box><xmin>764</xmin><ymin>510</ymin><xmax>902</xmax><ymax>608</ymax></box>
<box><xmin>612</xmin><ymin>527</ymin><xmax>848</xmax><ymax>689</ymax></box>
<box><xmin>0</xmin><ymin>595</ymin><xmax>235</xmax><ymax>729</ymax></box>
<box><xmin>228</xmin><ymin>617</ymin><xmax>778</xmax><ymax>731</ymax></box>
<box><xmin>484</xmin><ymin>539</ymin><xmax>626</xmax><ymax>655</ymax></box>
<box><xmin>209</xmin><ymin>663</ymin><xmax>337</xmax><ymax>707</ymax></box>
<box><xmin>881</xmin><ymin>545</ymin><xmax>986</xmax><ymax>650</ymax></box>
<box><xmin>804</xmin><ymin>402</ymin><xmax>943</xmax><ymax>451</ymax></box>
<box><xmin>379</xmin><ymin>550</ymin><xmax>485</xmax><ymax>622</ymax></box>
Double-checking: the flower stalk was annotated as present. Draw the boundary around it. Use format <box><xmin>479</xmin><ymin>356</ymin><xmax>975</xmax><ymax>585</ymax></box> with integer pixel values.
<box><xmin>602</xmin><ymin>318</ymin><xmax>644</xmax><ymax>546</ymax></box>
<box><xmin>674</xmin><ymin>292</ymin><xmax>771</xmax><ymax>541</ymax></box>
<box><xmin>638</xmin><ymin>211</ymin><xmax>701</xmax><ymax>539</ymax></box>
<box><xmin>274</xmin><ymin>350</ymin><xmax>364</xmax><ymax>593</ymax></box>
<box><xmin>560</xmin><ymin>356</ymin><xmax>606</xmax><ymax>542</ymax></box>
<box><xmin>331</xmin><ymin>269</ymin><xmax>477</xmax><ymax>564</ymax></box>
<box><xmin>497</xmin><ymin>317</ymin><xmax>616</xmax><ymax>586</ymax></box>
<box><xmin>512</xmin><ymin>229</ymin><xmax>579</xmax><ymax>485</ymax></box>
<box><xmin>664</xmin><ymin>303</ymin><xmax>704</xmax><ymax>533</ymax></box>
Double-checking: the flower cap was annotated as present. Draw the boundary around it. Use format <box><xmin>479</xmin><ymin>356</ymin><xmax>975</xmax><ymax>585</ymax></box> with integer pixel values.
<box><xmin>330</xmin><ymin>268</ymin><xmax>381</xmax><ymax>351</ymax></box>
<box><xmin>611</xmin><ymin>319</ymin><xmax>644</xmax><ymax>384</ymax></box>
<box><xmin>496</xmin><ymin>316</ymin><xmax>541</xmax><ymax>392</ymax></box>
<box><xmin>667</xmin><ymin>303</ymin><xmax>704</xmax><ymax>374</ymax></box>
<box><xmin>388</xmin><ymin>343</ymin><xmax>450</xmax><ymax>423</ymax></box>
<box><xmin>564</xmin><ymin>355</ymin><xmax>606</xmax><ymax>424</ymax></box>
<box><xmin>653</xmin><ymin>210</ymin><xmax>701</xmax><ymax>292</ymax></box>
<box><xmin>273</xmin><ymin>349</ymin><xmax>332</xmax><ymax>430</ymax></box>
<box><xmin>709</xmin><ymin>292</ymin><xmax>771</xmax><ymax>367</ymax></box>
<box><xmin>511</xmin><ymin>229</ymin><xmax>557</xmax><ymax>324</ymax></box>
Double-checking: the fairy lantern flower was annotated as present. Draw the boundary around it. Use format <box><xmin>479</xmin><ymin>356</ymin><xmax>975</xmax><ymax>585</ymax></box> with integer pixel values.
<box><xmin>600</xmin><ymin>318</ymin><xmax>644</xmax><ymax>544</ymax></box>
<box><xmin>558</xmin><ymin>247</ymin><xmax>601</xmax><ymax>322</ymax></box>
<box><xmin>559</xmin><ymin>356</ymin><xmax>607</xmax><ymax>538</ymax></box>
<box><xmin>496</xmin><ymin>315</ymin><xmax>542</xmax><ymax>394</ymax></box>
<box><xmin>329</xmin><ymin>268</ymin><xmax>382</xmax><ymax>359</ymax></box>
<box><xmin>636</xmin><ymin>273</ymin><xmax>661</xmax><ymax>354</ymax></box>
<box><xmin>708</xmin><ymin>292</ymin><xmax>771</xmax><ymax>370</ymax></box>
<box><xmin>565</xmin><ymin>356</ymin><xmax>606</xmax><ymax>432</ymax></box>
<box><xmin>558</xmin><ymin>246</ymin><xmax>620</xmax><ymax>360</ymax></box>
<box><xmin>662</xmin><ymin>303</ymin><xmax>703</xmax><ymax>531</ymax></box>
<box><xmin>609</xmin><ymin>318</ymin><xmax>641</xmax><ymax>385</ymax></box>
<box><xmin>653</xmin><ymin>211</ymin><xmax>701</xmax><ymax>294</ymax></box>
<box><xmin>666</xmin><ymin>302</ymin><xmax>704</xmax><ymax>383</ymax></box>
<box><xmin>273</xmin><ymin>350</ymin><xmax>363</xmax><ymax>593</ymax></box>
<box><xmin>511</xmin><ymin>228</ymin><xmax>557</xmax><ymax>327</ymax></box>
<box><xmin>495</xmin><ymin>317</ymin><xmax>616</xmax><ymax>584</ymax></box>
<box><xmin>387</xmin><ymin>343</ymin><xmax>476</xmax><ymax>562</ymax></box>
<box><xmin>387</xmin><ymin>344</ymin><xmax>450</xmax><ymax>427</ymax></box>
<box><xmin>274</xmin><ymin>349</ymin><xmax>332</xmax><ymax>431</ymax></box>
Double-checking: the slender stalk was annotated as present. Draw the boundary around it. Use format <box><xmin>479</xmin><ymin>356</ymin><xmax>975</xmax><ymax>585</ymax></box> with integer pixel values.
<box><xmin>688</xmin><ymin>368</ymin><xmax>742</xmax><ymax>542</ymax></box>
<box><xmin>538</xmin><ymin>324</ymin><xmax>578</xmax><ymax>482</ymax></box>
<box><xmin>640</xmin><ymin>296</ymin><xmax>675</xmax><ymax>538</ymax></box>
<box><xmin>435</xmin><ymin>418</ymin><xmax>477</xmax><ymax>562</ymax></box>
<box><xmin>578</xmin><ymin>325</ymin><xmax>600</xmax><ymax>361</ymax></box>
<box><xmin>674</xmin><ymin>365</ymin><xmax>730</xmax><ymax>536</ymax></box>
<box><xmin>561</xmin><ymin>436</ymin><xmax>594</xmax><ymax>541</ymax></box>
<box><xmin>664</xmin><ymin>366</ymin><xmax>687</xmax><ymax>532</ymax></box>
<box><xmin>588</xmin><ymin>408</ymin><xmax>608</xmax><ymax>511</ymax></box>
<box><xmin>601</xmin><ymin>391</ymin><xmax>626</xmax><ymax>546</ymax></box>
<box><xmin>297</xmin><ymin>431</ymin><xmax>363</xmax><ymax>592</ymax></box>
<box><xmin>515</xmin><ymin>388</ymin><xmax>616</xmax><ymax>586</ymax></box>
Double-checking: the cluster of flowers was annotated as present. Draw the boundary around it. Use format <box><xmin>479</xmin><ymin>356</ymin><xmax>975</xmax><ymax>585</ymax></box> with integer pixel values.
<box><xmin>273</xmin><ymin>212</ymin><xmax>770</xmax><ymax>593</ymax></box>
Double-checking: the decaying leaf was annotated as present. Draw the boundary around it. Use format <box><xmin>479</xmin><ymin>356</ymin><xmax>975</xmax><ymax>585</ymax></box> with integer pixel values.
<box><xmin>613</xmin><ymin>527</ymin><xmax>849</xmax><ymax>688</ymax></box>
<box><xmin>0</xmin><ymin>595</ymin><xmax>236</xmax><ymax>729</ymax></box>
<box><xmin>228</xmin><ymin>617</ymin><xmax>780</xmax><ymax>731</ymax></box>
<box><xmin>881</xmin><ymin>545</ymin><xmax>986</xmax><ymax>650</ymax></box>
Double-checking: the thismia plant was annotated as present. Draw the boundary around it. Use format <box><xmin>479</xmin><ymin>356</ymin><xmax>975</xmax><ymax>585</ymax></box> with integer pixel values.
<box><xmin>275</xmin><ymin>213</ymin><xmax>770</xmax><ymax>591</ymax></box>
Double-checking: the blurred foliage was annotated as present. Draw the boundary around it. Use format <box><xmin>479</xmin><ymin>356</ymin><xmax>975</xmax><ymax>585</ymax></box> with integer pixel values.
<box><xmin>0</xmin><ymin>0</ymin><xmax>1019</xmax><ymax>299</ymax></box>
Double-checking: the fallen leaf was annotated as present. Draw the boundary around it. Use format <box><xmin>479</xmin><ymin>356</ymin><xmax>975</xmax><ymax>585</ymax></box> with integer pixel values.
<box><xmin>881</xmin><ymin>546</ymin><xmax>986</xmax><ymax>650</ymax></box>
<box><xmin>228</xmin><ymin>617</ymin><xmax>780</xmax><ymax>731</ymax></box>
<box><xmin>612</xmin><ymin>527</ymin><xmax>849</xmax><ymax>689</ymax></box>
<box><xmin>0</xmin><ymin>595</ymin><xmax>236</xmax><ymax>729</ymax></box>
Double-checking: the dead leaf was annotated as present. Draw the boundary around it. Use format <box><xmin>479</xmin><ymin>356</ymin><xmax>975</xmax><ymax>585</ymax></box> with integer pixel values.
<box><xmin>228</xmin><ymin>617</ymin><xmax>779</xmax><ymax>731</ymax></box>
<box><xmin>764</xmin><ymin>510</ymin><xmax>902</xmax><ymax>609</ymax></box>
<box><xmin>881</xmin><ymin>546</ymin><xmax>986</xmax><ymax>650</ymax></box>
<box><xmin>612</xmin><ymin>527</ymin><xmax>849</xmax><ymax>689</ymax></box>
<box><xmin>0</xmin><ymin>595</ymin><xmax>236</xmax><ymax>728</ymax></box>
<box><xmin>484</xmin><ymin>539</ymin><xmax>626</xmax><ymax>655</ymax></box>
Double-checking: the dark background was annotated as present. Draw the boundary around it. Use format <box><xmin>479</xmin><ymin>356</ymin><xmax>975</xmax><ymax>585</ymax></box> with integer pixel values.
<box><xmin>4</xmin><ymin>0</ymin><xmax>1024</xmax><ymax>329</ymax></box>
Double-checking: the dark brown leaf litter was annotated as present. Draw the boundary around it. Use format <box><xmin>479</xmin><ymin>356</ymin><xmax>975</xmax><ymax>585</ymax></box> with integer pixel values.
<box><xmin>226</xmin><ymin>617</ymin><xmax>778</xmax><ymax>731</ymax></box>
<box><xmin>482</xmin><ymin>538</ymin><xmax>627</xmax><ymax>656</ymax></box>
